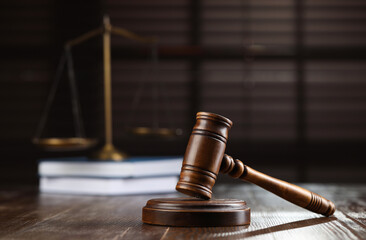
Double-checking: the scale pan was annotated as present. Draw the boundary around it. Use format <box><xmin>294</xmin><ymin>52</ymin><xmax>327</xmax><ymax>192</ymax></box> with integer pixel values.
<box><xmin>33</xmin><ymin>137</ymin><xmax>97</xmax><ymax>151</ymax></box>
<box><xmin>131</xmin><ymin>127</ymin><xmax>182</xmax><ymax>138</ymax></box>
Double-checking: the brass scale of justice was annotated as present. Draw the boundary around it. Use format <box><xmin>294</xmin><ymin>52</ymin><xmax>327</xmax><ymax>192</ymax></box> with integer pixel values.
<box><xmin>33</xmin><ymin>17</ymin><xmax>336</xmax><ymax>227</ymax></box>
<box><xmin>33</xmin><ymin>16</ymin><xmax>179</xmax><ymax>160</ymax></box>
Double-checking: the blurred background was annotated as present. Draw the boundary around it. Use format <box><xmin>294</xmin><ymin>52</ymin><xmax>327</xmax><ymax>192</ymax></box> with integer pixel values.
<box><xmin>1</xmin><ymin>0</ymin><xmax>366</xmax><ymax>186</ymax></box>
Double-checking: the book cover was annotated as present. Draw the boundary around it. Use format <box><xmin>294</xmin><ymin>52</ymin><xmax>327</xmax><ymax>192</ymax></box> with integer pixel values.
<box><xmin>40</xmin><ymin>176</ymin><xmax>178</xmax><ymax>195</ymax></box>
<box><xmin>38</xmin><ymin>156</ymin><xmax>183</xmax><ymax>178</ymax></box>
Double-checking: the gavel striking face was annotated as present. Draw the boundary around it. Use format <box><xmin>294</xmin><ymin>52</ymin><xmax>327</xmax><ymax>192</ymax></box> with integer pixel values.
<box><xmin>176</xmin><ymin>112</ymin><xmax>335</xmax><ymax>217</ymax></box>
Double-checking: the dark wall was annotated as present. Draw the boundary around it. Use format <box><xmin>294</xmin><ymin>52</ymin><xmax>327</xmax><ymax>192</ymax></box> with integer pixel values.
<box><xmin>1</xmin><ymin>0</ymin><xmax>366</xmax><ymax>185</ymax></box>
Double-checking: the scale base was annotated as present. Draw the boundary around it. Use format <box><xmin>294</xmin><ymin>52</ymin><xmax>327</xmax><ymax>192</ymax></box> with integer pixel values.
<box><xmin>142</xmin><ymin>198</ymin><xmax>250</xmax><ymax>227</ymax></box>
<box><xmin>91</xmin><ymin>144</ymin><xmax>127</xmax><ymax>161</ymax></box>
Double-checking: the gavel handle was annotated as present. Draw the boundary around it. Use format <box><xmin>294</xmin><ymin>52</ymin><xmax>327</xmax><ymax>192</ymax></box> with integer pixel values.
<box><xmin>220</xmin><ymin>154</ymin><xmax>336</xmax><ymax>216</ymax></box>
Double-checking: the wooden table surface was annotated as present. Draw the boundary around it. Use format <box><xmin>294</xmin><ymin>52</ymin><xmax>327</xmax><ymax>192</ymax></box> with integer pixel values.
<box><xmin>0</xmin><ymin>184</ymin><xmax>365</xmax><ymax>240</ymax></box>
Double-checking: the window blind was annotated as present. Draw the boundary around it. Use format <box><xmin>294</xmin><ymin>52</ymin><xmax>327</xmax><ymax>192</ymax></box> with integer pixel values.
<box><xmin>0</xmin><ymin>0</ymin><xmax>54</xmax><ymax>140</ymax></box>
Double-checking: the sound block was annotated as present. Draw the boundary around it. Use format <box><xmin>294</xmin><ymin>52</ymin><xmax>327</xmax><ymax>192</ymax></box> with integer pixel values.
<box><xmin>142</xmin><ymin>198</ymin><xmax>250</xmax><ymax>227</ymax></box>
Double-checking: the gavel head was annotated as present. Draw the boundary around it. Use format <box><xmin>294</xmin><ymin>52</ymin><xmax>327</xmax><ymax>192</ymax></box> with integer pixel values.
<box><xmin>176</xmin><ymin>112</ymin><xmax>233</xmax><ymax>199</ymax></box>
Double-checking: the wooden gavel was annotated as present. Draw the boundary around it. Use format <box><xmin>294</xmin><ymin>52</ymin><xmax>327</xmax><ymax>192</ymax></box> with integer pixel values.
<box><xmin>176</xmin><ymin>112</ymin><xmax>335</xmax><ymax>217</ymax></box>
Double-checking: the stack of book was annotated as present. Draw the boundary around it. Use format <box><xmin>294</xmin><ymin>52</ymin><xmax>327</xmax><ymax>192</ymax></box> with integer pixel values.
<box><xmin>38</xmin><ymin>156</ymin><xmax>183</xmax><ymax>195</ymax></box>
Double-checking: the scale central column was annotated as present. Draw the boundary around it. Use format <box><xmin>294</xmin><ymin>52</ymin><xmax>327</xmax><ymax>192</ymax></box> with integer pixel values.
<box><xmin>103</xmin><ymin>16</ymin><xmax>113</xmax><ymax>146</ymax></box>
<box><xmin>93</xmin><ymin>16</ymin><xmax>127</xmax><ymax>161</ymax></box>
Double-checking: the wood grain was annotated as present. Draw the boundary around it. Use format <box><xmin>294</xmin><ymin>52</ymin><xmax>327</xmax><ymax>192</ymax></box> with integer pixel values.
<box><xmin>0</xmin><ymin>184</ymin><xmax>365</xmax><ymax>240</ymax></box>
